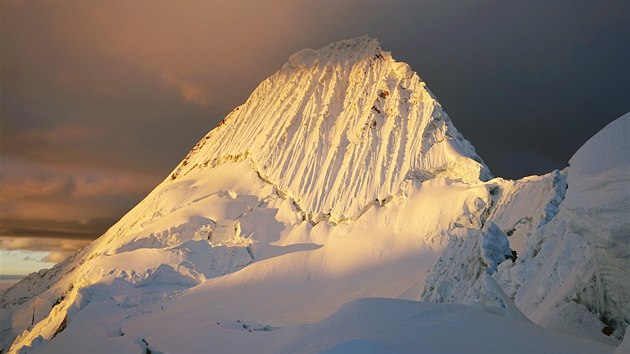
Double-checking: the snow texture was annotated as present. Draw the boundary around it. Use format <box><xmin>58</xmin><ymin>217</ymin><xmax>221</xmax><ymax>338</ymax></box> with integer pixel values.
<box><xmin>494</xmin><ymin>114</ymin><xmax>630</xmax><ymax>339</ymax></box>
<box><xmin>1</xmin><ymin>37</ymin><xmax>627</xmax><ymax>354</ymax></box>
<box><xmin>283</xmin><ymin>298</ymin><xmax>612</xmax><ymax>354</ymax></box>
<box><xmin>423</xmin><ymin>113</ymin><xmax>630</xmax><ymax>343</ymax></box>
<box><xmin>170</xmin><ymin>35</ymin><xmax>490</xmax><ymax>222</ymax></box>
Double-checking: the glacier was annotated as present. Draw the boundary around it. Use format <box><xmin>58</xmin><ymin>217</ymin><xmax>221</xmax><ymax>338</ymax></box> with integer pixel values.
<box><xmin>1</xmin><ymin>37</ymin><xmax>627</xmax><ymax>354</ymax></box>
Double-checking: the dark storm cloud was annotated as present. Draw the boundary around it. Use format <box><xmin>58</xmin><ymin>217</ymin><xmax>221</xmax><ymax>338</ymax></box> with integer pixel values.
<box><xmin>330</xmin><ymin>1</ymin><xmax>630</xmax><ymax>177</ymax></box>
<box><xmin>1</xmin><ymin>0</ymin><xmax>629</xmax><ymax>258</ymax></box>
<box><xmin>0</xmin><ymin>1</ymin><xmax>360</xmax><ymax>172</ymax></box>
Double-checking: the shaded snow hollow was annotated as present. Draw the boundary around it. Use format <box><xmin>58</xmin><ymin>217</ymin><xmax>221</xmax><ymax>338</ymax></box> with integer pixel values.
<box><xmin>1</xmin><ymin>37</ymin><xmax>627</xmax><ymax>354</ymax></box>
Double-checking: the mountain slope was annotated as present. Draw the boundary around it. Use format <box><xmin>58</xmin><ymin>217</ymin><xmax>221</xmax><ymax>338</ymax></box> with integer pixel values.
<box><xmin>1</xmin><ymin>38</ymin><xmax>625</xmax><ymax>354</ymax></box>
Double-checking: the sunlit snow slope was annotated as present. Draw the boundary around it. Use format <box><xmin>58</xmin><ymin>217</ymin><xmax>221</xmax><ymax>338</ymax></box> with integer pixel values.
<box><xmin>1</xmin><ymin>38</ymin><xmax>626</xmax><ymax>354</ymax></box>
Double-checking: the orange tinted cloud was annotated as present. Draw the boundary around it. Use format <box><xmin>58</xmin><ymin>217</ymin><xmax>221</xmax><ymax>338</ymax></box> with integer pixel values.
<box><xmin>162</xmin><ymin>75</ymin><xmax>211</xmax><ymax>108</ymax></box>
<box><xmin>0</xmin><ymin>237</ymin><xmax>90</xmax><ymax>263</ymax></box>
<box><xmin>0</xmin><ymin>237</ymin><xmax>88</xmax><ymax>253</ymax></box>
<box><xmin>0</xmin><ymin>156</ymin><xmax>159</xmax><ymax>242</ymax></box>
<box><xmin>3</xmin><ymin>2</ymin><xmax>357</xmax><ymax>111</ymax></box>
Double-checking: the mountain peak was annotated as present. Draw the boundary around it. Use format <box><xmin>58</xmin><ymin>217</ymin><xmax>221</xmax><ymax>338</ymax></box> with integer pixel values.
<box><xmin>169</xmin><ymin>38</ymin><xmax>490</xmax><ymax>221</ymax></box>
<box><xmin>283</xmin><ymin>36</ymin><xmax>385</xmax><ymax>70</ymax></box>
<box><xmin>330</xmin><ymin>35</ymin><xmax>381</xmax><ymax>49</ymax></box>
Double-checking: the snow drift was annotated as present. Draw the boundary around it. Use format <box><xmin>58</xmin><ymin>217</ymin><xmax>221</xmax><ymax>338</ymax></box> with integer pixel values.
<box><xmin>1</xmin><ymin>37</ymin><xmax>627</xmax><ymax>354</ymax></box>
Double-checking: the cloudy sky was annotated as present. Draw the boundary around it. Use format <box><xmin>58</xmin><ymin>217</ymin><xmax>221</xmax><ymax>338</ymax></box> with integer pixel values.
<box><xmin>1</xmin><ymin>1</ymin><xmax>629</xmax><ymax>275</ymax></box>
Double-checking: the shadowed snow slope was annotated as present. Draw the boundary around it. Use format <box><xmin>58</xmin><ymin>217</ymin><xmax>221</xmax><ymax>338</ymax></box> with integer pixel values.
<box><xmin>283</xmin><ymin>298</ymin><xmax>613</xmax><ymax>354</ymax></box>
<box><xmin>492</xmin><ymin>114</ymin><xmax>630</xmax><ymax>338</ymax></box>
<box><xmin>423</xmin><ymin>113</ymin><xmax>630</xmax><ymax>342</ymax></box>
<box><xmin>562</xmin><ymin>114</ymin><xmax>630</xmax><ymax>328</ymax></box>
<box><xmin>1</xmin><ymin>38</ymin><xmax>625</xmax><ymax>354</ymax></box>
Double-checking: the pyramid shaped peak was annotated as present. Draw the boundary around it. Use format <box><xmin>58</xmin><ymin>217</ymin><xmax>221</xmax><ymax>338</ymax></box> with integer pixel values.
<box><xmin>171</xmin><ymin>37</ymin><xmax>490</xmax><ymax>220</ymax></box>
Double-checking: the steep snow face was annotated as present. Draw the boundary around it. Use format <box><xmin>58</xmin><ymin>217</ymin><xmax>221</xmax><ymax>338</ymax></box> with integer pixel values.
<box><xmin>171</xmin><ymin>36</ymin><xmax>489</xmax><ymax>221</ymax></box>
<box><xmin>423</xmin><ymin>113</ymin><xmax>630</xmax><ymax>341</ymax></box>
<box><xmin>499</xmin><ymin>114</ymin><xmax>630</xmax><ymax>337</ymax></box>
<box><xmin>562</xmin><ymin>113</ymin><xmax>630</xmax><ymax>316</ymax></box>
<box><xmin>486</xmin><ymin>170</ymin><xmax>567</xmax><ymax>255</ymax></box>
<box><xmin>549</xmin><ymin>114</ymin><xmax>630</xmax><ymax>332</ymax></box>
<box><xmin>422</xmin><ymin>170</ymin><xmax>567</xmax><ymax>311</ymax></box>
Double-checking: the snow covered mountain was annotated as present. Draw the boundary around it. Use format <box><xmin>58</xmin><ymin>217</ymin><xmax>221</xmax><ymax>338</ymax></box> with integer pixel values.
<box><xmin>170</xmin><ymin>36</ymin><xmax>490</xmax><ymax>221</ymax></box>
<box><xmin>1</xmin><ymin>37</ymin><xmax>627</xmax><ymax>354</ymax></box>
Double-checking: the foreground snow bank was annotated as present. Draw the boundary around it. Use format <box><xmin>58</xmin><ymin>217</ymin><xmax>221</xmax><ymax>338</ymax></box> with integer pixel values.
<box><xmin>283</xmin><ymin>298</ymin><xmax>614</xmax><ymax>354</ymax></box>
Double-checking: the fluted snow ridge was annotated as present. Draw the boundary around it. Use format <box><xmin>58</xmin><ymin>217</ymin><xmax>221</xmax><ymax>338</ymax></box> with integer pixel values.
<box><xmin>171</xmin><ymin>36</ymin><xmax>490</xmax><ymax>219</ymax></box>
